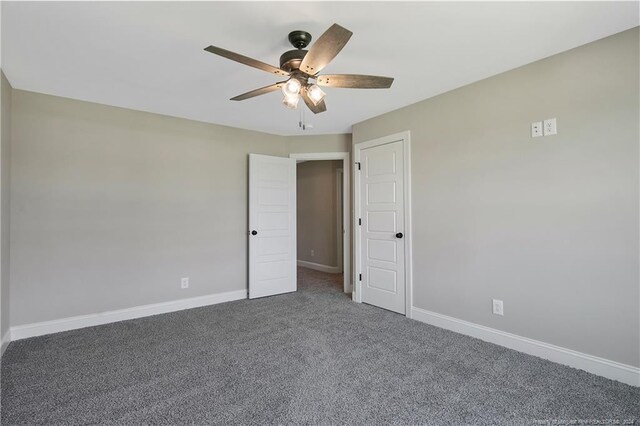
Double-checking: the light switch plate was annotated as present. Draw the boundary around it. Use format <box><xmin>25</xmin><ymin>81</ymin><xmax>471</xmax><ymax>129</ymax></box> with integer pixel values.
<box><xmin>543</xmin><ymin>118</ymin><xmax>557</xmax><ymax>136</ymax></box>
<box><xmin>531</xmin><ymin>121</ymin><xmax>543</xmax><ymax>138</ymax></box>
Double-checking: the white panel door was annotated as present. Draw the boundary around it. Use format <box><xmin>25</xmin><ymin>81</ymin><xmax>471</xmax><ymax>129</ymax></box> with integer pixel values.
<box><xmin>249</xmin><ymin>154</ymin><xmax>297</xmax><ymax>299</ymax></box>
<box><xmin>360</xmin><ymin>140</ymin><xmax>405</xmax><ymax>314</ymax></box>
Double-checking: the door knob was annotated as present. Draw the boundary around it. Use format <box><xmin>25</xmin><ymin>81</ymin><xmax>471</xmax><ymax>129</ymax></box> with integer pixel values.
<box><xmin>396</xmin><ymin>232</ymin><xmax>403</xmax><ymax>238</ymax></box>
<box><xmin>251</xmin><ymin>230</ymin><xmax>258</xmax><ymax>235</ymax></box>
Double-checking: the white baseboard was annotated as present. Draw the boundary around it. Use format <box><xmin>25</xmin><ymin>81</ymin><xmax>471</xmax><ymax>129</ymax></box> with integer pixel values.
<box><xmin>1</xmin><ymin>330</ymin><xmax>10</xmax><ymax>357</ymax></box>
<box><xmin>411</xmin><ymin>306</ymin><xmax>639</xmax><ymax>387</ymax></box>
<box><xmin>10</xmin><ymin>289</ymin><xmax>247</xmax><ymax>341</ymax></box>
<box><xmin>297</xmin><ymin>260</ymin><xmax>342</xmax><ymax>274</ymax></box>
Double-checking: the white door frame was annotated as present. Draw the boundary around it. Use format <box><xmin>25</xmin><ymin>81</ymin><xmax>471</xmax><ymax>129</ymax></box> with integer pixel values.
<box><xmin>289</xmin><ymin>152</ymin><xmax>351</xmax><ymax>293</ymax></box>
<box><xmin>354</xmin><ymin>132</ymin><xmax>413</xmax><ymax>317</ymax></box>
<box><xmin>336</xmin><ymin>168</ymin><xmax>344</xmax><ymax>272</ymax></box>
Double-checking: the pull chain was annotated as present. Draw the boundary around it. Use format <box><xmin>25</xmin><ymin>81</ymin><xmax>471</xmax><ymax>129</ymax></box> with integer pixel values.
<box><xmin>298</xmin><ymin>105</ymin><xmax>311</xmax><ymax>131</ymax></box>
<box><xmin>299</xmin><ymin>105</ymin><xmax>304</xmax><ymax>130</ymax></box>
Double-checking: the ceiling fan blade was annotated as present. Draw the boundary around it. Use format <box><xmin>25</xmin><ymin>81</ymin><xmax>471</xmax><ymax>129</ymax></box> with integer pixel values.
<box><xmin>230</xmin><ymin>82</ymin><xmax>286</xmax><ymax>101</ymax></box>
<box><xmin>301</xmin><ymin>89</ymin><xmax>327</xmax><ymax>114</ymax></box>
<box><xmin>204</xmin><ymin>45</ymin><xmax>289</xmax><ymax>77</ymax></box>
<box><xmin>316</xmin><ymin>74</ymin><xmax>394</xmax><ymax>89</ymax></box>
<box><xmin>299</xmin><ymin>24</ymin><xmax>353</xmax><ymax>75</ymax></box>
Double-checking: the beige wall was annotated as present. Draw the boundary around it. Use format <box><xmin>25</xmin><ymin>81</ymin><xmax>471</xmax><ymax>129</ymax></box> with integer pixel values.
<box><xmin>9</xmin><ymin>90</ymin><xmax>290</xmax><ymax>326</ymax></box>
<box><xmin>353</xmin><ymin>28</ymin><xmax>639</xmax><ymax>367</ymax></box>
<box><xmin>1</xmin><ymin>71</ymin><xmax>11</xmax><ymax>341</ymax></box>
<box><xmin>297</xmin><ymin>160</ymin><xmax>342</xmax><ymax>267</ymax></box>
<box><xmin>8</xmin><ymin>90</ymin><xmax>350</xmax><ymax>327</ymax></box>
<box><xmin>286</xmin><ymin>134</ymin><xmax>351</xmax><ymax>155</ymax></box>
<box><xmin>6</xmin><ymin>84</ymin><xmax>354</xmax><ymax>328</ymax></box>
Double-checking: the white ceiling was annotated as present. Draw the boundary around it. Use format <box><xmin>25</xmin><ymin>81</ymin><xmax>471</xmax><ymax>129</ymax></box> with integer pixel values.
<box><xmin>2</xmin><ymin>2</ymin><xmax>638</xmax><ymax>136</ymax></box>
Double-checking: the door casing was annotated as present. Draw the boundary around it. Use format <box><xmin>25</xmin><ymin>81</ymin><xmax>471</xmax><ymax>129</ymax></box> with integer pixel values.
<box><xmin>354</xmin><ymin>131</ymin><xmax>413</xmax><ymax>317</ymax></box>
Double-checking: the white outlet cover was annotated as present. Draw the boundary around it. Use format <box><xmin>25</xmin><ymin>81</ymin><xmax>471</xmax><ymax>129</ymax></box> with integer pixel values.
<box><xmin>181</xmin><ymin>277</ymin><xmax>189</xmax><ymax>289</ymax></box>
<box><xmin>531</xmin><ymin>121</ymin><xmax>543</xmax><ymax>138</ymax></box>
<box><xmin>543</xmin><ymin>118</ymin><xmax>557</xmax><ymax>136</ymax></box>
<box><xmin>492</xmin><ymin>299</ymin><xmax>504</xmax><ymax>316</ymax></box>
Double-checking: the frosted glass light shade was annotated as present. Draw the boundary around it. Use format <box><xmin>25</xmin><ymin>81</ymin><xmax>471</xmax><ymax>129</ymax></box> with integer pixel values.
<box><xmin>282</xmin><ymin>94</ymin><xmax>300</xmax><ymax>109</ymax></box>
<box><xmin>282</xmin><ymin>78</ymin><xmax>302</xmax><ymax>97</ymax></box>
<box><xmin>306</xmin><ymin>84</ymin><xmax>326</xmax><ymax>105</ymax></box>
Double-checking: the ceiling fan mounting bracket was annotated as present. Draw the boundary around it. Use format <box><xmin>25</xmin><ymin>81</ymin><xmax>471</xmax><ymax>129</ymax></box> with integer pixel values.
<box><xmin>288</xmin><ymin>30</ymin><xmax>312</xmax><ymax>49</ymax></box>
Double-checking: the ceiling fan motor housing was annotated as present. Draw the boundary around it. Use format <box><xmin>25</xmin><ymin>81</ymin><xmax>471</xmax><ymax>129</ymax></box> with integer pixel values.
<box><xmin>279</xmin><ymin>49</ymin><xmax>308</xmax><ymax>73</ymax></box>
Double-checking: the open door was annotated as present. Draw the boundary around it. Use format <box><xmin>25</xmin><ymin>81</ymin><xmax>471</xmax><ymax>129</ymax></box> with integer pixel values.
<box><xmin>249</xmin><ymin>154</ymin><xmax>297</xmax><ymax>299</ymax></box>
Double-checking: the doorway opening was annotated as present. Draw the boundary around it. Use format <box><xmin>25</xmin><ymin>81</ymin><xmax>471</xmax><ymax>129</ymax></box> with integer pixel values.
<box><xmin>290</xmin><ymin>152</ymin><xmax>351</xmax><ymax>294</ymax></box>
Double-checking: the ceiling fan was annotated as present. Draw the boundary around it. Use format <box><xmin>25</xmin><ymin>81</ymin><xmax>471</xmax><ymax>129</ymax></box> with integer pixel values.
<box><xmin>204</xmin><ymin>23</ymin><xmax>394</xmax><ymax>114</ymax></box>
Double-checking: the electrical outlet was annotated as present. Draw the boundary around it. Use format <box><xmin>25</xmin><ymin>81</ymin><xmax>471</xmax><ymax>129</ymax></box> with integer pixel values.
<box><xmin>531</xmin><ymin>121</ymin><xmax>543</xmax><ymax>138</ymax></box>
<box><xmin>543</xmin><ymin>118</ymin><xmax>557</xmax><ymax>136</ymax></box>
<box><xmin>311</xmin><ymin>249</ymin><xmax>315</xmax><ymax>257</ymax></box>
<box><xmin>492</xmin><ymin>299</ymin><xmax>504</xmax><ymax>316</ymax></box>
<box><xmin>181</xmin><ymin>277</ymin><xmax>189</xmax><ymax>289</ymax></box>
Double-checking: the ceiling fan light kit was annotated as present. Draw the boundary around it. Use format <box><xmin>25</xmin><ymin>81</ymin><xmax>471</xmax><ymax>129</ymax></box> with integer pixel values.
<box><xmin>204</xmin><ymin>23</ymin><xmax>394</xmax><ymax>120</ymax></box>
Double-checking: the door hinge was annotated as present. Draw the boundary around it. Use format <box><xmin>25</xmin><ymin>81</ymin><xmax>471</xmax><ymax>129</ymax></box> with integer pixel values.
<box><xmin>358</xmin><ymin>218</ymin><xmax>361</xmax><ymax>226</ymax></box>
<box><xmin>359</xmin><ymin>273</ymin><xmax>362</xmax><ymax>281</ymax></box>
<box><xmin>355</xmin><ymin>162</ymin><xmax>361</xmax><ymax>170</ymax></box>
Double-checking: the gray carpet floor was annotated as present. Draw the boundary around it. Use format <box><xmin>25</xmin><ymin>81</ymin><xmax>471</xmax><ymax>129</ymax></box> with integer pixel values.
<box><xmin>1</xmin><ymin>267</ymin><xmax>639</xmax><ymax>425</ymax></box>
